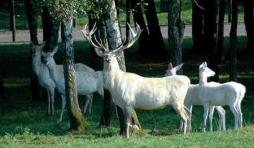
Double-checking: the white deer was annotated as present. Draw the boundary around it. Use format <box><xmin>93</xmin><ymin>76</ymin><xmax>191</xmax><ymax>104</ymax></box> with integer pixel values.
<box><xmin>41</xmin><ymin>46</ymin><xmax>104</xmax><ymax>122</ymax></box>
<box><xmin>198</xmin><ymin>62</ymin><xmax>246</xmax><ymax>131</ymax></box>
<box><xmin>31</xmin><ymin>41</ymin><xmax>56</xmax><ymax>115</ymax></box>
<box><xmin>81</xmin><ymin>23</ymin><xmax>191</xmax><ymax>138</ymax></box>
<box><xmin>165</xmin><ymin>62</ymin><xmax>226</xmax><ymax>131</ymax></box>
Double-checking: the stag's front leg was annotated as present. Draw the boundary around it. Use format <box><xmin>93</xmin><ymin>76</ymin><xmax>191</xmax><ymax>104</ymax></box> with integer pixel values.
<box><xmin>123</xmin><ymin>106</ymin><xmax>134</xmax><ymax>138</ymax></box>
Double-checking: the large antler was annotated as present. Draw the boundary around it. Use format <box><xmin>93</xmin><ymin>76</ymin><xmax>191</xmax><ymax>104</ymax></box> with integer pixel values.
<box><xmin>81</xmin><ymin>23</ymin><xmax>108</xmax><ymax>51</ymax></box>
<box><xmin>81</xmin><ymin>22</ymin><xmax>142</xmax><ymax>52</ymax></box>
<box><xmin>112</xmin><ymin>23</ymin><xmax>142</xmax><ymax>53</ymax></box>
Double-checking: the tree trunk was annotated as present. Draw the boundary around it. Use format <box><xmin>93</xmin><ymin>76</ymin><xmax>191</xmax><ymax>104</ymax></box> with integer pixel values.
<box><xmin>129</xmin><ymin>0</ymin><xmax>150</xmax><ymax>55</ymax></box>
<box><xmin>126</xmin><ymin>0</ymin><xmax>131</xmax><ymax>42</ymax></box>
<box><xmin>41</xmin><ymin>4</ymin><xmax>60</xmax><ymax>52</ymax></box>
<box><xmin>204</xmin><ymin>0</ymin><xmax>219</xmax><ymax>82</ymax></box>
<box><xmin>102</xmin><ymin>0</ymin><xmax>141</xmax><ymax>135</ymax></box>
<box><xmin>244</xmin><ymin>0</ymin><xmax>254</xmax><ymax>54</ymax></box>
<box><xmin>168</xmin><ymin>0</ymin><xmax>184</xmax><ymax>74</ymax></box>
<box><xmin>10</xmin><ymin>0</ymin><xmax>16</xmax><ymax>42</ymax></box>
<box><xmin>229</xmin><ymin>0</ymin><xmax>238</xmax><ymax>81</ymax></box>
<box><xmin>144</xmin><ymin>0</ymin><xmax>165</xmax><ymax>55</ymax></box>
<box><xmin>191</xmin><ymin>0</ymin><xmax>205</xmax><ymax>53</ymax></box>
<box><xmin>61</xmin><ymin>19</ymin><xmax>88</xmax><ymax>131</ymax></box>
<box><xmin>217</xmin><ymin>0</ymin><xmax>226</xmax><ymax>63</ymax></box>
<box><xmin>25</xmin><ymin>0</ymin><xmax>41</xmax><ymax>101</ymax></box>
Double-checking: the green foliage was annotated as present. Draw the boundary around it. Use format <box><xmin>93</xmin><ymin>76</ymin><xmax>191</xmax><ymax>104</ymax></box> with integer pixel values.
<box><xmin>43</xmin><ymin>0</ymin><xmax>101</xmax><ymax>21</ymax></box>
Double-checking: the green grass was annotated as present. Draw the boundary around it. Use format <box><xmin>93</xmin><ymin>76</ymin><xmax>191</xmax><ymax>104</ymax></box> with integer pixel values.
<box><xmin>0</xmin><ymin>36</ymin><xmax>254</xmax><ymax>147</ymax></box>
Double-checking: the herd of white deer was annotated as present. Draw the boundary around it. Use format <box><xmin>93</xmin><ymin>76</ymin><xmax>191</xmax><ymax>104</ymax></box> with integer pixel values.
<box><xmin>31</xmin><ymin>23</ymin><xmax>246</xmax><ymax>138</ymax></box>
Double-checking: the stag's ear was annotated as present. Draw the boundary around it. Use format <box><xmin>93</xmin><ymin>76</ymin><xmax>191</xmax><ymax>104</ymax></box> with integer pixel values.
<box><xmin>94</xmin><ymin>48</ymin><xmax>104</xmax><ymax>57</ymax></box>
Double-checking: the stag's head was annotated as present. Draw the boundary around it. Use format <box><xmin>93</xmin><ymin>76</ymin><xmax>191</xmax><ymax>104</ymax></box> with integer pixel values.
<box><xmin>165</xmin><ymin>62</ymin><xmax>183</xmax><ymax>76</ymax></box>
<box><xmin>199</xmin><ymin>62</ymin><xmax>215</xmax><ymax>79</ymax></box>
<box><xmin>41</xmin><ymin>46</ymin><xmax>58</xmax><ymax>67</ymax></box>
<box><xmin>81</xmin><ymin>23</ymin><xmax>142</xmax><ymax>68</ymax></box>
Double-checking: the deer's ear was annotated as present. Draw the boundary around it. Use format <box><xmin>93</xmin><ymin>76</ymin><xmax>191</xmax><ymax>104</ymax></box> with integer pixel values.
<box><xmin>168</xmin><ymin>62</ymin><xmax>173</xmax><ymax>70</ymax></box>
<box><xmin>175</xmin><ymin>63</ymin><xmax>183</xmax><ymax>71</ymax></box>
<box><xmin>52</xmin><ymin>46</ymin><xmax>58</xmax><ymax>54</ymax></box>
<box><xmin>94</xmin><ymin>48</ymin><xmax>104</xmax><ymax>57</ymax></box>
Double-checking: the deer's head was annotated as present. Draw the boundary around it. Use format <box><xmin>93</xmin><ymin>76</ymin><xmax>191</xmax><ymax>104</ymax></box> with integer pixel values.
<box><xmin>199</xmin><ymin>62</ymin><xmax>215</xmax><ymax>79</ymax></box>
<box><xmin>41</xmin><ymin>46</ymin><xmax>58</xmax><ymax>67</ymax></box>
<box><xmin>165</xmin><ymin>62</ymin><xmax>183</xmax><ymax>76</ymax></box>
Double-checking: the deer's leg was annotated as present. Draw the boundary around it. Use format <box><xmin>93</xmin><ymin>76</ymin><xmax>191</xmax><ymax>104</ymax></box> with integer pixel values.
<box><xmin>202</xmin><ymin>105</ymin><xmax>209</xmax><ymax>132</ymax></box>
<box><xmin>172</xmin><ymin>104</ymin><xmax>188</xmax><ymax>134</ymax></box>
<box><xmin>59</xmin><ymin>95</ymin><xmax>66</xmax><ymax>122</ymax></box>
<box><xmin>209</xmin><ymin>106</ymin><xmax>215</xmax><ymax>132</ymax></box>
<box><xmin>123</xmin><ymin>106</ymin><xmax>133</xmax><ymax>138</ymax></box>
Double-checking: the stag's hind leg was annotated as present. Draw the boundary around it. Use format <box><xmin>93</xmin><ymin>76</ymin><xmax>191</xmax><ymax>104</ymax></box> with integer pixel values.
<box><xmin>172</xmin><ymin>105</ymin><xmax>188</xmax><ymax>134</ymax></box>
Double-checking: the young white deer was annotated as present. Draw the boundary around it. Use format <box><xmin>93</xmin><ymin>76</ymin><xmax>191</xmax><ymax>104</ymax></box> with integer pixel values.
<box><xmin>198</xmin><ymin>62</ymin><xmax>246</xmax><ymax>131</ymax></box>
<box><xmin>31</xmin><ymin>41</ymin><xmax>56</xmax><ymax>115</ymax></box>
<box><xmin>41</xmin><ymin>46</ymin><xmax>104</xmax><ymax>122</ymax></box>
<box><xmin>165</xmin><ymin>62</ymin><xmax>226</xmax><ymax>131</ymax></box>
<box><xmin>81</xmin><ymin>23</ymin><xmax>191</xmax><ymax>138</ymax></box>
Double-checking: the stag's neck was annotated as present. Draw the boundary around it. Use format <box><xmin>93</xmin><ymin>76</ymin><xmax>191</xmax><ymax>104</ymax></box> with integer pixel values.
<box><xmin>103</xmin><ymin>60</ymin><xmax>124</xmax><ymax>90</ymax></box>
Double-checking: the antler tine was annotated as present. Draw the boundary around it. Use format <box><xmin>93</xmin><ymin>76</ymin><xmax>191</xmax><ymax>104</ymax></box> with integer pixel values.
<box><xmin>123</xmin><ymin>23</ymin><xmax>142</xmax><ymax>49</ymax></box>
<box><xmin>94</xmin><ymin>35</ymin><xmax>108</xmax><ymax>51</ymax></box>
<box><xmin>112</xmin><ymin>23</ymin><xmax>142</xmax><ymax>53</ymax></box>
<box><xmin>81</xmin><ymin>23</ymin><xmax>107</xmax><ymax>51</ymax></box>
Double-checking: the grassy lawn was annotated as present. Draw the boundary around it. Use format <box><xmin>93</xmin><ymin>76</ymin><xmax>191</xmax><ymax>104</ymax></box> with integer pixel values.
<box><xmin>0</xmin><ymin>36</ymin><xmax>254</xmax><ymax>147</ymax></box>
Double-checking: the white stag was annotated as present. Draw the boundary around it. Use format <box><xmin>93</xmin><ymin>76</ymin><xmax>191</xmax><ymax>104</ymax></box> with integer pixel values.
<box><xmin>81</xmin><ymin>23</ymin><xmax>191</xmax><ymax>138</ymax></box>
<box><xmin>31</xmin><ymin>41</ymin><xmax>56</xmax><ymax>115</ymax></box>
<box><xmin>41</xmin><ymin>47</ymin><xmax>104</xmax><ymax>122</ymax></box>
<box><xmin>165</xmin><ymin>62</ymin><xmax>226</xmax><ymax>131</ymax></box>
<box><xmin>198</xmin><ymin>62</ymin><xmax>246</xmax><ymax>131</ymax></box>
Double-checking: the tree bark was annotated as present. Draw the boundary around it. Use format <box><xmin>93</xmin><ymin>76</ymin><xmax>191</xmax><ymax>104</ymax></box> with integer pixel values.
<box><xmin>204</xmin><ymin>0</ymin><xmax>219</xmax><ymax>82</ymax></box>
<box><xmin>144</xmin><ymin>0</ymin><xmax>165</xmax><ymax>55</ymax></box>
<box><xmin>168</xmin><ymin>0</ymin><xmax>184</xmax><ymax>74</ymax></box>
<box><xmin>191</xmin><ymin>0</ymin><xmax>205</xmax><ymax>53</ymax></box>
<box><xmin>25</xmin><ymin>0</ymin><xmax>41</xmax><ymax>101</ymax></box>
<box><xmin>244</xmin><ymin>0</ymin><xmax>254</xmax><ymax>54</ymax></box>
<box><xmin>101</xmin><ymin>0</ymin><xmax>141</xmax><ymax>135</ymax></box>
<box><xmin>229</xmin><ymin>0</ymin><xmax>238</xmax><ymax>81</ymax></box>
<box><xmin>61</xmin><ymin>19</ymin><xmax>88</xmax><ymax>131</ymax></box>
<box><xmin>41</xmin><ymin>4</ymin><xmax>60</xmax><ymax>52</ymax></box>
<box><xmin>10</xmin><ymin>0</ymin><xmax>16</xmax><ymax>42</ymax></box>
<box><xmin>217</xmin><ymin>0</ymin><xmax>226</xmax><ymax>63</ymax></box>
<box><xmin>129</xmin><ymin>0</ymin><xmax>150</xmax><ymax>55</ymax></box>
<box><xmin>126</xmin><ymin>0</ymin><xmax>131</xmax><ymax>42</ymax></box>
